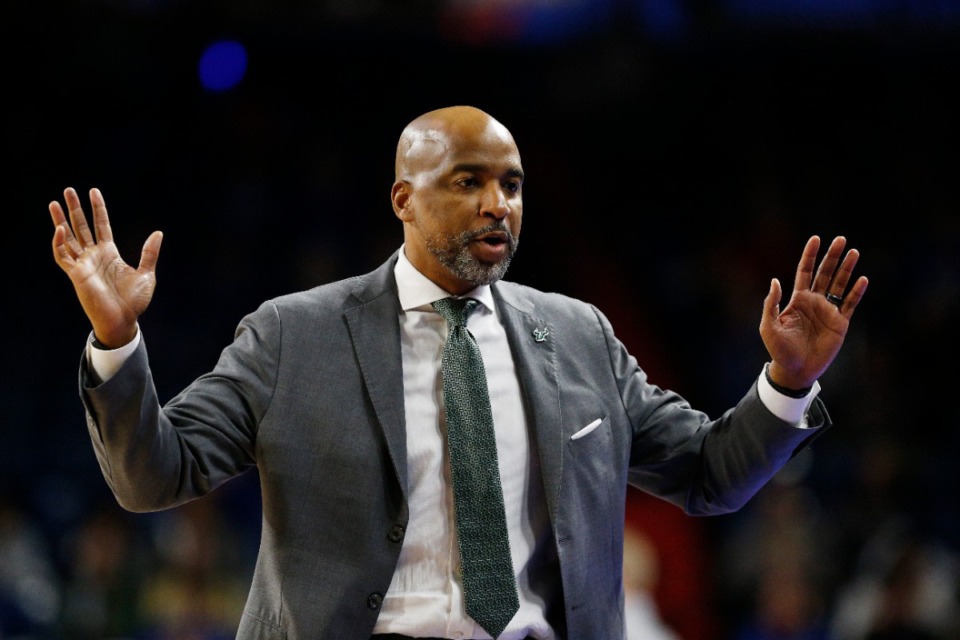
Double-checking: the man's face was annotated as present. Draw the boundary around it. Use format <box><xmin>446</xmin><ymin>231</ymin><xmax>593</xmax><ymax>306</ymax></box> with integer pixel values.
<box><xmin>397</xmin><ymin>117</ymin><xmax>524</xmax><ymax>295</ymax></box>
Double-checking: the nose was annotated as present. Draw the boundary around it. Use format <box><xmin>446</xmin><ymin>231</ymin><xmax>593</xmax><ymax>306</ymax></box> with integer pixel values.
<box><xmin>479</xmin><ymin>183</ymin><xmax>511</xmax><ymax>220</ymax></box>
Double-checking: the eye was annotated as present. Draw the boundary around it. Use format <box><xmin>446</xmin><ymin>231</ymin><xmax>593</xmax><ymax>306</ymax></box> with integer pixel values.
<box><xmin>503</xmin><ymin>179</ymin><xmax>522</xmax><ymax>194</ymax></box>
<box><xmin>456</xmin><ymin>176</ymin><xmax>479</xmax><ymax>189</ymax></box>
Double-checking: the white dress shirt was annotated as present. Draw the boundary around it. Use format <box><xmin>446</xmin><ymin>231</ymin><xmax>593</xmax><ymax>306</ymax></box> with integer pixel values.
<box><xmin>372</xmin><ymin>247</ymin><xmax>554</xmax><ymax>639</ymax></box>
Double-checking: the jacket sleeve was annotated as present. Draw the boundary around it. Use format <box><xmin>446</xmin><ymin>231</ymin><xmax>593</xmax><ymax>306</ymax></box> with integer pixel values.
<box><xmin>591</xmin><ymin>304</ymin><xmax>833</xmax><ymax>515</ymax></box>
<box><xmin>80</xmin><ymin>300</ymin><xmax>280</xmax><ymax>512</ymax></box>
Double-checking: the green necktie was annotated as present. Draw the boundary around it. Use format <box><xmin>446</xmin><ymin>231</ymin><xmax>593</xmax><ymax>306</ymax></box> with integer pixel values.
<box><xmin>433</xmin><ymin>297</ymin><xmax>519</xmax><ymax>639</ymax></box>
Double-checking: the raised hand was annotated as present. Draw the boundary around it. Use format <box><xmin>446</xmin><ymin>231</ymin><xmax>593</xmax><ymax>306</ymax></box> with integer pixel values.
<box><xmin>760</xmin><ymin>235</ymin><xmax>868</xmax><ymax>391</ymax></box>
<box><xmin>49</xmin><ymin>187</ymin><xmax>163</xmax><ymax>348</ymax></box>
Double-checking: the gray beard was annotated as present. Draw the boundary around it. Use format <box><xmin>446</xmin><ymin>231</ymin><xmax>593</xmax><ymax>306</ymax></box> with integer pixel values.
<box><xmin>425</xmin><ymin>223</ymin><xmax>518</xmax><ymax>287</ymax></box>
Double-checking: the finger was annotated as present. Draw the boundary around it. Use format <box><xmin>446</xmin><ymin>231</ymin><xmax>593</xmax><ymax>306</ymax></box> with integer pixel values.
<box><xmin>793</xmin><ymin>236</ymin><xmax>820</xmax><ymax>293</ymax></box>
<box><xmin>48</xmin><ymin>197</ymin><xmax>67</xmax><ymax>228</ymax></box>
<box><xmin>51</xmin><ymin>224</ymin><xmax>76</xmax><ymax>267</ymax></box>
<box><xmin>840</xmin><ymin>275</ymin><xmax>869</xmax><ymax>319</ymax></box>
<box><xmin>811</xmin><ymin>236</ymin><xmax>846</xmax><ymax>294</ymax></box>
<box><xmin>138</xmin><ymin>230</ymin><xmax>163</xmax><ymax>273</ymax></box>
<box><xmin>65</xmin><ymin>187</ymin><xmax>96</xmax><ymax>248</ymax></box>
<box><xmin>89</xmin><ymin>188</ymin><xmax>115</xmax><ymax>244</ymax></box>
<box><xmin>761</xmin><ymin>277</ymin><xmax>783</xmax><ymax>330</ymax></box>
<box><xmin>49</xmin><ymin>200</ymin><xmax>73</xmax><ymax>245</ymax></box>
<box><xmin>828</xmin><ymin>246</ymin><xmax>861</xmax><ymax>300</ymax></box>
<box><xmin>50</xmin><ymin>191</ymin><xmax>84</xmax><ymax>257</ymax></box>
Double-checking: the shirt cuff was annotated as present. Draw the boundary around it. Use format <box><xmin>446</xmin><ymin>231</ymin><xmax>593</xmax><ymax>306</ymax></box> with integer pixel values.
<box><xmin>757</xmin><ymin>363</ymin><xmax>821</xmax><ymax>428</ymax></box>
<box><xmin>86</xmin><ymin>327</ymin><xmax>141</xmax><ymax>382</ymax></box>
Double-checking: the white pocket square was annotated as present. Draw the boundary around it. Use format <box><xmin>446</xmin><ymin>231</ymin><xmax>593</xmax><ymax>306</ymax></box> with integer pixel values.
<box><xmin>571</xmin><ymin>418</ymin><xmax>602</xmax><ymax>440</ymax></box>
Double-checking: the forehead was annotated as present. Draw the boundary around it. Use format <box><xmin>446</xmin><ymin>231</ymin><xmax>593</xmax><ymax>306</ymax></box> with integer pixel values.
<box><xmin>409</xmin><ymin>119</ymin><xmax>522</xmax><ymax>174</ymax></box>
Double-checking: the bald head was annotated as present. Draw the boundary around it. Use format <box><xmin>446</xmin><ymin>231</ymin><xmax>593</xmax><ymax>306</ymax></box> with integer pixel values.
<box><xmin>389</xmin><ymin>105</ymin><xmax>524</xmax><ymax>294</ymax></box>
<box><xmin>395</xmin><ymin>106</ymin><xmax>518</xmax><ymax>182</ymax></box>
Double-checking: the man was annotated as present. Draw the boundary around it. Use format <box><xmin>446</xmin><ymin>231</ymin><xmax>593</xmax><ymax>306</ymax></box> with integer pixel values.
<box><xmin>49</xmin><ymin>105</ymin><xmax>868</xmax><ymax>639</ymax></box>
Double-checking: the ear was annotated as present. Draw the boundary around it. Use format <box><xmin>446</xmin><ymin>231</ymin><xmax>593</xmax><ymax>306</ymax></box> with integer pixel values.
<box><xmin>391</xmin><ymin>181</ymin><xmax>414</xmax><ymax>221</ymax></box>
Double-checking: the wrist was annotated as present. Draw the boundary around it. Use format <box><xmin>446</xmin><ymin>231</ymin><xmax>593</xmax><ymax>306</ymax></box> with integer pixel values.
<box><xmin>765</xmin><ymin>363</ymin><xmax>812</xmax><ymax>398</ymax></box>
<box><xmin>91</xmin><ymin>325</ymin><xmax>138</xmax><ymax>350</ymax></box>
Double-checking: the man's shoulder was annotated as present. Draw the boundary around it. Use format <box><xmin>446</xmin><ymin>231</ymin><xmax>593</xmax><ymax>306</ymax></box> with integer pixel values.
<box><xmin>494</xmin><ymin>280</ymin><xmax>599</xmax><ymax>319</ymax></box>
<box><xmin>269</xmin><ymin>255</ymin><xmax>397</xmax><ymax>311</ymax></box>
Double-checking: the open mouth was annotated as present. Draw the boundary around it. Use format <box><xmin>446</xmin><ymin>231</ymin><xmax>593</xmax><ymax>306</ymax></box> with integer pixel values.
<box><xmin>470</xmin><ymin>230</ymin><xmax>513</xmax><ymax>262</ymax></box>
<box><xmin>478</xmin><ymin>233</ymin><xmax>507</xmax><ymax>246</ymax></box>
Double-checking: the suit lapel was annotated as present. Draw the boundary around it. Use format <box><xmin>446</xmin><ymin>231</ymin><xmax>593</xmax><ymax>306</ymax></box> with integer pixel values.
<box><xmin>342</xmin><ymin>263</ymin><xmax>567</xmax><ymax>512</ymax></box>
<box><xmin>344</xmin><ymin>254</ymin><xmax>409</xmax><ymax>497</ymax></box>
<box><xmin>493</xmin><ymin>284</ymin><xmax>564</xmax><ymax>521</ymax></box>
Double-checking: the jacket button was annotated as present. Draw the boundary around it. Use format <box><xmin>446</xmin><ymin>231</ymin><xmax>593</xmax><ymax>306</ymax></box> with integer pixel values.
<box><xmin>387</xmin><ymin>524</ymin><xmax>405</xmax><ymax>543</ymax></box>
<box><xmin>367</xmin><ymin>592</ymin><xmax>383</xmax><ymax>610</ymax></box>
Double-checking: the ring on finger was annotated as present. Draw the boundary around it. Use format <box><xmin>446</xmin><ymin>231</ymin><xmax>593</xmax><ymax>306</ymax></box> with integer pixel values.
<box><xmin>825</xmin><ymin>293</ymin><xmax>843</xmax><ymax>307</ymax></box>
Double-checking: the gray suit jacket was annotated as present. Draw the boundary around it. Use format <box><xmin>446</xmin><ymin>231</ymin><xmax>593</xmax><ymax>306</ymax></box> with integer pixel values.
<box><xmin>80</xmin><ymin>250</ymin><xmax>830</xmax><ymax>639</ymax></box>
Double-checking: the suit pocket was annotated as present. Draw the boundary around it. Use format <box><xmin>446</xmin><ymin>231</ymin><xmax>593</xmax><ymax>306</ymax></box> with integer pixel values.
<box><xmin>566</xmin><ymin>416</ymin><xmax>612</xmax><ymax>462</ymax></box>
<box><xmin>570</xmin><ymin>417</ymin><xmax>603</xmax><ymax>440</ymax></box>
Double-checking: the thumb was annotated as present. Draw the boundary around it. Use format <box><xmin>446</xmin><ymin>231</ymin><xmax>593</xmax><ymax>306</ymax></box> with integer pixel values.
<box><xmin>761</xmin><ymin>278</ymin><xmax>782</xmax><ymax>328</ymax></box>
<box><xmin>139</xmin><ymin>230</ymin><xmax>163</xmax><ymax>273</ymax></box>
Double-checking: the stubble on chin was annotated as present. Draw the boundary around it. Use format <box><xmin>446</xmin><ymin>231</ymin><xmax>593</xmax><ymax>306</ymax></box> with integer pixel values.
<box><xmin>425</xmin><ymin>226</ymin><xmax>518</xmax><ymax>287</ymax></box>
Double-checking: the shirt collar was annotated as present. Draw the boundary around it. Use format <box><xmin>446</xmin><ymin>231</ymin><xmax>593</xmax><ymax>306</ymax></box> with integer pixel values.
<box><xmin>394</xmin><ymin>245</ymin><xmax>495</xmax><ymax>313</ymax></box>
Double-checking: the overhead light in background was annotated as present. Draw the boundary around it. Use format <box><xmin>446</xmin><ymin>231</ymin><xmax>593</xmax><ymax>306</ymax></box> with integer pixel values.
<box><xmin>198</xmin><ymin>39</ymin><xmax>248</xmax><ymax>92</ymax></box>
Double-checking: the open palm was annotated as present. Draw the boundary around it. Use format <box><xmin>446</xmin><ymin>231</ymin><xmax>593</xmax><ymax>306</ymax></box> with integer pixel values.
<box><xmin>760</xmin><ymin>235</ymin><xmax>868</xmax><ymax>391</ymax></box>
<box><xmin>49</xmin><ymin>187</ymin><xmax>163</xmax><ymax>348</ymax></box>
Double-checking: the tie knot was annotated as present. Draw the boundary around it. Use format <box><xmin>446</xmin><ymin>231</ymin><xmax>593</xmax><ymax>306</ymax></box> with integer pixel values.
<box><xmin>433</xmin><ymin>297</ymin><xmax>478</xmax><ymax>327</ymax></box>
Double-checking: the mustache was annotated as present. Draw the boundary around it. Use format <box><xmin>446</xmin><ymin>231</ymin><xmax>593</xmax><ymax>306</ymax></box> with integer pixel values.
<box><xmin>464</xmin><ymin>222</ymin><xmax>517</xmax><ymax>246</ymax></box>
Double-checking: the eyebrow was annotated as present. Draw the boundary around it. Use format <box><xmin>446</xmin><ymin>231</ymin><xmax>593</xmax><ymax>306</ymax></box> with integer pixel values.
<box><xmin>452</xmin><ymin>163</ymin><xmax>525</xmax><ymax>181</ymax></box>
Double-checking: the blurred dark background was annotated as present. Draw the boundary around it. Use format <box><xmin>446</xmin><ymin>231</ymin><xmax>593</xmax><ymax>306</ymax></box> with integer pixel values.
<box><xmin>4</xmin><ymin>0</ymin><xmax>959</xmax><ymax>638</ymax></box>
